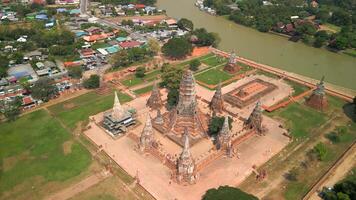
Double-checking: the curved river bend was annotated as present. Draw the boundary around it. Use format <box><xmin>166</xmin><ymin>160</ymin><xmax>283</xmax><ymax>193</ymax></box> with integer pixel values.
<box><xmin>157</xmin><ymin>0</ymin><xmax>356</xmax><ymax>90</ymax></box>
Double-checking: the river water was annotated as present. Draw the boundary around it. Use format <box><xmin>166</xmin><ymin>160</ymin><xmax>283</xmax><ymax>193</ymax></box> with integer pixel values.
<box><xmin>157</xmin><ymin>0</ymin><xmax>356</xmax><ymax>90</ymax></box>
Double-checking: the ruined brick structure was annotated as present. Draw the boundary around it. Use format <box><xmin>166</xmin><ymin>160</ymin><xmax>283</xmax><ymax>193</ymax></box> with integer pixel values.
<box><xmin>217</xmin><ymin>116</ymin><xmax>233</xmax><ymax>157</ymax></box>
<box><xmin>153</xmin><ymin>70</ymin><xmax>209</xmax><ymax>145</ymax></box>
<box><xmin>306</xmin><ymin>77</ymin><xmax>328</xmax><ymax>111</ymax></box>
<box><xmin>146</xmin><ymin>81</ymin><xmax>163</xmax><ymax>110</ymax></box>
<box><xmin>209</xmin><ymin>82</ymin><xmax>224</xmax><ymax>114</ymax></box>
<box><xmin>223</xmin><ymin>51</ymin><xmax>240</xmax><ymax>74</ymax></box>
<box><xmin>176</xmin><ymin>128</ymin><xmax>197</xmax><ymax>184</ymax></box>
<box><xmin>139</xmin><ymin>114</ymin><xmax>155</xmax><ymax>152</ymax></box>
<box><xmin>244</xmin><ymin>101</ymin><xmax>264</xmax><ymax>134</ymax></box>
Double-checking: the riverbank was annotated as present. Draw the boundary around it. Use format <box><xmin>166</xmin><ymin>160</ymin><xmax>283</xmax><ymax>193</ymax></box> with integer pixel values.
<box><xmin>156</xmin><ymin>0</ymin><xmax>356</xmax><ymax>91</ymax></box>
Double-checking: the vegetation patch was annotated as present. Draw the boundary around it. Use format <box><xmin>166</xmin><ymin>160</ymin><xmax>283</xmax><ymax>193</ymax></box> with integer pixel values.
<box><xmin>201</xmin><ymin>56</ymin><xmax>226</xmax><ymax>67</ymax></box>
<box><xmin>133</xmin><ymin>85</ymin><xmax>153</xmax><ymax>95</ymax></box>
<box><xmin>0</xmin><ymin>110</ymin><xmax>91</xmax><ymax>196</ymax></box>
<box><xmin>48</xmin><ymin>91</ymin><xmax>132</xmax><ymax>130</ymax></box>
<box><xmin>268</xmin><ymin>103</ymin><xmax>326</xmax><ymax>138</ymax></box>
<box><xmin>195</xmin><ymin>68</ymin><xmax>232</xmax><ymax>85</ymax></box>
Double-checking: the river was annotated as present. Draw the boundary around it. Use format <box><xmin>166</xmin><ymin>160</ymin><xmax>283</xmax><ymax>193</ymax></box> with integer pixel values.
<box><xmin>156</xmin><ymin>0</ymin><xmax>356</xmax><ymax>91</ymax></box>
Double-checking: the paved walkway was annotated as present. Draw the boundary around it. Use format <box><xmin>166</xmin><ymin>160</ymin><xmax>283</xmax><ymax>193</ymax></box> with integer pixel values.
<box><xmin>45</xmin><ymin>170</ymin><xmax>112</xmax><ymax>200</ymax></box>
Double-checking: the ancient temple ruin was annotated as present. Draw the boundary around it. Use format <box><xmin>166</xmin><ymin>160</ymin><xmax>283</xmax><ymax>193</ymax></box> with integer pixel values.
<box><xmin>146</xmin><ymin>82</ymin><xmax>163</xmax><ymax>110</ymax></box>
<box><xmin>153</xmin><ymin>69</ymin><xmax>209</xmax><ymax>144</ymax></box>
<box><xmin>176</xmin><ymin>128</ymin><xmax>197</xmax><ymax>184</ymax></box>
<box><xmin>244</xmin><ymin>101</ymin><xmax>264</xmax><ymax>134</ymax></box>
<box><xmin>223</xmin><ymin>51</ymin><xmax>240</xmax><ymax>74</ymax></box>
<box><xmin>209</xmin><ymin>82</ymin><xmax>224</xmax><ymax>114</ymax></box>
<box><xmin>102</xmin><ymin>92</ymin><xmax>135</xmax><ymax>136</ymax></box>
<box><xmin>306</xmin><ymin>77</ymin><xmax>328</xmax><ymax>111</ymax></box>
<box><xmin>217</xmin><ymin>116</ymin><xmax>233</xmax><ymax>157</ymax></box>
<box><xmin>139</xmin><ymin>114</ymin><xmax>155</xmax><ymax>152</ymax></box>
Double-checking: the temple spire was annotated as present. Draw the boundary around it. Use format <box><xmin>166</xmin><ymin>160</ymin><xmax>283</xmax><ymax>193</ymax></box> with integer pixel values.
<box><xmin>245</xmin><ymin>100</ymin><xmax>264</xmax><ymax>134</ymax></box>
<box><xmin>146</xmin><ymin>81</ymin><xmax>163</xmax><ymax>109</ymax></box>
<box><xmin>210</xmin><ymin>81</ymin><xmax>224</xmax><ymax>113</ymax></box>
<box><xmin>154</xmin><ymin>109</ymin><xmax>164</xmax><ymax>124</ymax></box>
<box><xmin>176</xmin><ymin>69</ymin><xmax>197</xmax><ymax>115</ymax></box>
<box><xmin>177</xmin><ymin>127</ymin><xmax>196</xmax><ymax>184</ymax></box>
<box><xmin>217</xmin><ymin>116</ymin><xmax>232</xmax><ymax>156</ymax></box>
<box><xmin>306</xmin><ymin>76</ymin><xmax>328</xmax><ymax>111</ymax></box>
<box><xmin>112</xmin><ymin>91</ymin><xmax>125</xmax><ymax>120</ymax></box>
<box><xmin>139</xmin><ymin>114</ymin><xmax>154</xmax><ymax>151</ymax></box>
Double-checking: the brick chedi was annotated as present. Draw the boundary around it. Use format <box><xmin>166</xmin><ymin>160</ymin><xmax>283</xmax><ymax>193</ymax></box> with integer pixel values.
<box><xmin>217</xmin><ymin>116</ymin><xmax>233</xmax><ymax>157</ymax></box>
<box><xmin>177</xmin><ymin>128</ymin><xmax>196</xmax><ymax>184</ymax></box>
<box><xmin>169</xmin><ymin>70</ymin><xmax>207</xmax><ymax>139</ymax></box>
<box><xmin>146</xmin><ymin>81</ymin><xmax>163</xmax><ymax>110</ymax></box>
<box><xmin>306</xmin><ymin>76</ymin><xmax>328</xmax><ymax>111</ymax></box>
<box><xmin>139</xmin><ymin>114</ymin><xmax>155</xmax><ymax>152</ymax></box>
<box><xmin>244</xmin><ymin>101</ymin><xmax>264</xmax><ymax>134</ymax></box>
<box><xmin>209</xmin><ymin>82</ymin><xmax>224</xmax><ymax>114</ymax></box>
<box><xmin>223</xmin><ymin>51</ymin><xmax>240</xmax><ymax>74</ymax></box>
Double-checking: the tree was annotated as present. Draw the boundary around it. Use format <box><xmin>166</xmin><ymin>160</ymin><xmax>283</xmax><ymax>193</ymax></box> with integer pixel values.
<box><xmin>135</xmin><ymin>66</ymin><xmax>146</xmax><ymax>78</ymax></box>
<box><xmin>177</xmin><ymin>18</ymin><xmax>194</xmax><ymax>31</ymax></box>
<box><xmin>329</xmin><ymin>10</ymin><xmax>352</xmax><ymax>26</ymax></box>
<box><xmin>189</xmin><ymin>59</ymin><xmax>201</xmax><ymax>71</ymax></box>
<box><xmin>160</xmin><ymin>64</ymin><xmax>183</xmax><ymax>90</ymax></box>
<box><xmin>147</xmin><ymin>38</ymin><xmax>161</xmax><ymax>55</ymax></box>
<box><xmin>312</xmin><ymin>142</ymin><xmax>328</xmax><ymax>161</ymax></box>
<box><xmin>353</xmin><ymin>96</ymin><xmax>356</xmax><ymax>114</ymax></box>
<box><xmin>192</xmin><ymin>28</ymin><xmax>219</xmax><ymax>47</ymax></box>
<box><xmin>0</xmin><ymin>55</ymin><xmax>9</xmax><ymax>78</ymax></box>
<box><xmin>83</xmin><ymin>75</ymin><xmax>100</xmax><ymax>89</ymax></box>
<box><xmin>314</xmin><ymin>30</ymin><xmax>329</xmax><ymax>47</ymax></box>
<box><xmin>162</xmin><ymin>37</ymin><xmax>193</xmax><ymax>59</ymax></box>
<box><xmin>68</xmin><ymin>66</ymin><xmax>83</xmax><ymax>79</ymax></box>
<box><xmin>329</xmin><ymin>35</ymin><xmax>348</xmax><ymax>50</ymax></box>
<box><xmin>208</xmin><ymin>116</ymin><xmax>233</xmax><ymax>136</ymax></box>
<box><xmin>30</xmin><ymin>77</ymin><xmax>58</xmax><ymax>102</ymax></box>
<box><xmin>296</xmin><ymin>22</ymin><xmax>317</xmax><ymax>36</ymax></box>
<box><xmin>202</xmin><ymin>186</ymin><xmax>258</xmax><ymax>200</ymax></box>
<box><xmin>286</xmin><ymin>167</ymin><xmax>299</xmax><ymax>181</ymax></box>
<box><xmin>0</xmin><ymin>97</ymin><xmax>22</xmax><ymax>121</ymax></box>
<box><xmin>167</xmin><ymin>88</ymin><xmax>179</xmax><ymax>109</ymax></box>
<box><xmin>12</xmin><ymin>52</ymin><xmax>24</xmax><ymax>64</ymax></box>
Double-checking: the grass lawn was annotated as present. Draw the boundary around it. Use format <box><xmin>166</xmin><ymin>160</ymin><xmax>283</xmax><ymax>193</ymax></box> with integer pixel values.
<box><xmin>0</xmin><ymin>110</ymin><xmax>91</xmax><ymax>198</ymax></box>
<box><xmin>91</xmin><ymin>42</ymin><xmax>110</xmax><ymax>50</ymax></box>
<box><xmin>267</xmin><ymin>103</ymin><xmax>327</xmax><ymax>138</ymax></box>
<box><xmin>133</xmin><ymin>85</ymin><xmax>153</xmax><ymax>95</ymax></box>
<box><xmin>48</xmin><ymin>91</ymin><xmax>132</xmax><ymax>130</ymax></box>
<box><xmin>201</xmin><ymin>56</ymin><xmax>227</xmax><ymax>67</ymax></box>
<box><xmin>121</xmin><ymin>77</ymin><xmax>144</xmax><ymax>87</ymax></box>
<box><xmin>284</xmin><ymin>79</ymin><xmax>310</xmax><ymax>96</ymax></box>
<box><xmin>195</xmin><ymin>68</ymin><xmax>232</xmax><ymax>85</ymax></box>
<box><xmin>144</xmin><ymin>70</ymin><xmax>161</xmax><ymax>82</ymax></box>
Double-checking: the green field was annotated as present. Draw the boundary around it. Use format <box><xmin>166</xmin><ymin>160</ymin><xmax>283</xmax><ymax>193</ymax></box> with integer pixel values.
<box><xmin>195</xmin><ymin>68</ymin><xmax>232</xmax><ymax>85</ymax></box>
<box><xmin>268</xmin><ymin>103</ymin><xmax>327</xmax><ymax>138</ymax></box>
<box><xmin>48</xmin><ymin>91</ymin><xmax>132</xmax><ymax>130</ymax></box>
<box><xmin>121</xmin><ymin>70</ymin><xmax>161</xmax><ymax>87</ymax></box>
<box><xmin>0</xmin><ymin>110</ymin><xmax>91</xmax><ymax>198</ymax></box>
<box><xmin>133</xmin><ymin>85</ymin><xmax>153</xmax><ymax>95</ymax></box>
<box><xmin>201</xmin><ymin>56</ymin><xmax>227</xmax><ymax>67</ymax></box>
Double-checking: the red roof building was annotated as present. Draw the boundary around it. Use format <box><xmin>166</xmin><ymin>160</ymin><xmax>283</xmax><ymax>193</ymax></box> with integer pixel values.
<box><xmin>135</xmin><ymin>4</ymin><xmax>146</xmax><ymax>9</ymax></box>
<box><xmin>64</xmin><ymin>61</ymin><xmax>83</xmax><ymax>68</ymax></box>
<box><xmin>22</xmin><ymin>96</ymin><xmax>34</xmax><ymax>105</ymax></box>
<box><xmin>119</xmin><ymin>41</ymin><xmax>142</xmax><ymax>49</ymax></box>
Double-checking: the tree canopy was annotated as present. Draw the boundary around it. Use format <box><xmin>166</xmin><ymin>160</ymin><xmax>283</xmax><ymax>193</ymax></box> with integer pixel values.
<box><xmin>83</xmin><ymin>75</ymin><xmax>100</xmax><ymax>89</ymax></box>
<box><xmin>30</xmin><ymin>78</ymin><xmax>58</xmax><ymax>102</ymax></box>
<box><xmin>162</xmin><ymin>37</ymin><xmax>193</xmax><ymax>59</ymax></box>
<box><xmin>202</xmin><ymin>186</ymin><xmax>259</xmax><ymax>200</ymax></box>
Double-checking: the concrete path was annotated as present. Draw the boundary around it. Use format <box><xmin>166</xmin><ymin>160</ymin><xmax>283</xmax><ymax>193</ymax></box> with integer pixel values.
<box><xmin>45</xmin><ymin>170</ymin><xmax>112</xmax><ymax>200</ymax></box>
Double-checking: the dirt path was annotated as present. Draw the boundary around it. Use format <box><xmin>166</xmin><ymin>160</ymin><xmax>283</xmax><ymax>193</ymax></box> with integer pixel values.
<box><xmin>45</xmin><ymin>171</ymin><xmax>112</xmax><ymax>200</ymax></box>
<box><xmin>308</xmin><ymin>143</ymin><xmax>356</xmax><ymax>200</ymax></box>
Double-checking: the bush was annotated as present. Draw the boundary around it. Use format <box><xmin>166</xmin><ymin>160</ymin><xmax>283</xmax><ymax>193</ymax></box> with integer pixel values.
<box><xmin>312</xmin><ymin>142</ymin><xmax>328</xmax><ymax>161</ymax></box>
<box><xmin>68</xmin><ymin>66</ymin><xmax>83</xmax><ymax>79</ymax></box>
<box><xmin>189</xmin><ymin>59</ymin><xmax>201</xmax><ymax>71</ymax></box>
<box><xmin>135</xmin><ymin>66</ymin><xmax>146</xmax><ymax>78</ymax></box>
<box><xmin>83</xmin><ymin>75</ymin><xmax>100</xmax><ymax>89</ymax></box>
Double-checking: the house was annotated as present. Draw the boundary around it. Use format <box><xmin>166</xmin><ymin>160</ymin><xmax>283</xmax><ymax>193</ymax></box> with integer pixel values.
<box><xmin>116</xmin><ymin>36</ymin><xmax>127</xmax><ymax>42</ymax></box>
<box><xmin>135</xmin><ymin>4</ymin><xmax>146</xmax><ymax>9</ymax></box>
<box><xmin>22</xmin><ymin>96</ymin><xmax>35</xmax><ymax>106</ymax></box>
<box><xmin>119</xmin><ymin>41</ymin><xmax>141</xmax><ymax>49</ymax></box>
<box><xmin>35</xmin><ymin>14</ymin><xmax>48</xmax><ymax>20</ymax></box>
<box><xmin>83</xmin><ymin>32</ymin><xmax>114</xmax><ymax>42</ymax></box>
<box><xmin>7</xmin><ymin>63</ymin><xmax>38</xmax><ymax>82</ymax></box>
<box><xmin>80</xmin><ymin>48</ymin><xmax>96</xmax><ymax>58</ymax></box>
<box><xmin>284</xmin><ymin>23</ymin><xmax>295</xmax><ymax>34</ymax></box>
<box><xmin>163</xmin><ymin>18</ymin><xmax>178</xmax><ymax>29</ymax></box>
<box><xmin>85</xmin><ymin>26</ymin><xmax>103</xmax><ymax>35</ymax></box>
<box><xmin>24</xmin><ymin>50</ymin><xmax>42</xmax><ymax>60</ymax></box>
<box><xmin>64</xmin><ymin>61</ymin><xmax>83</xmax><ymax>68</ymax></box>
